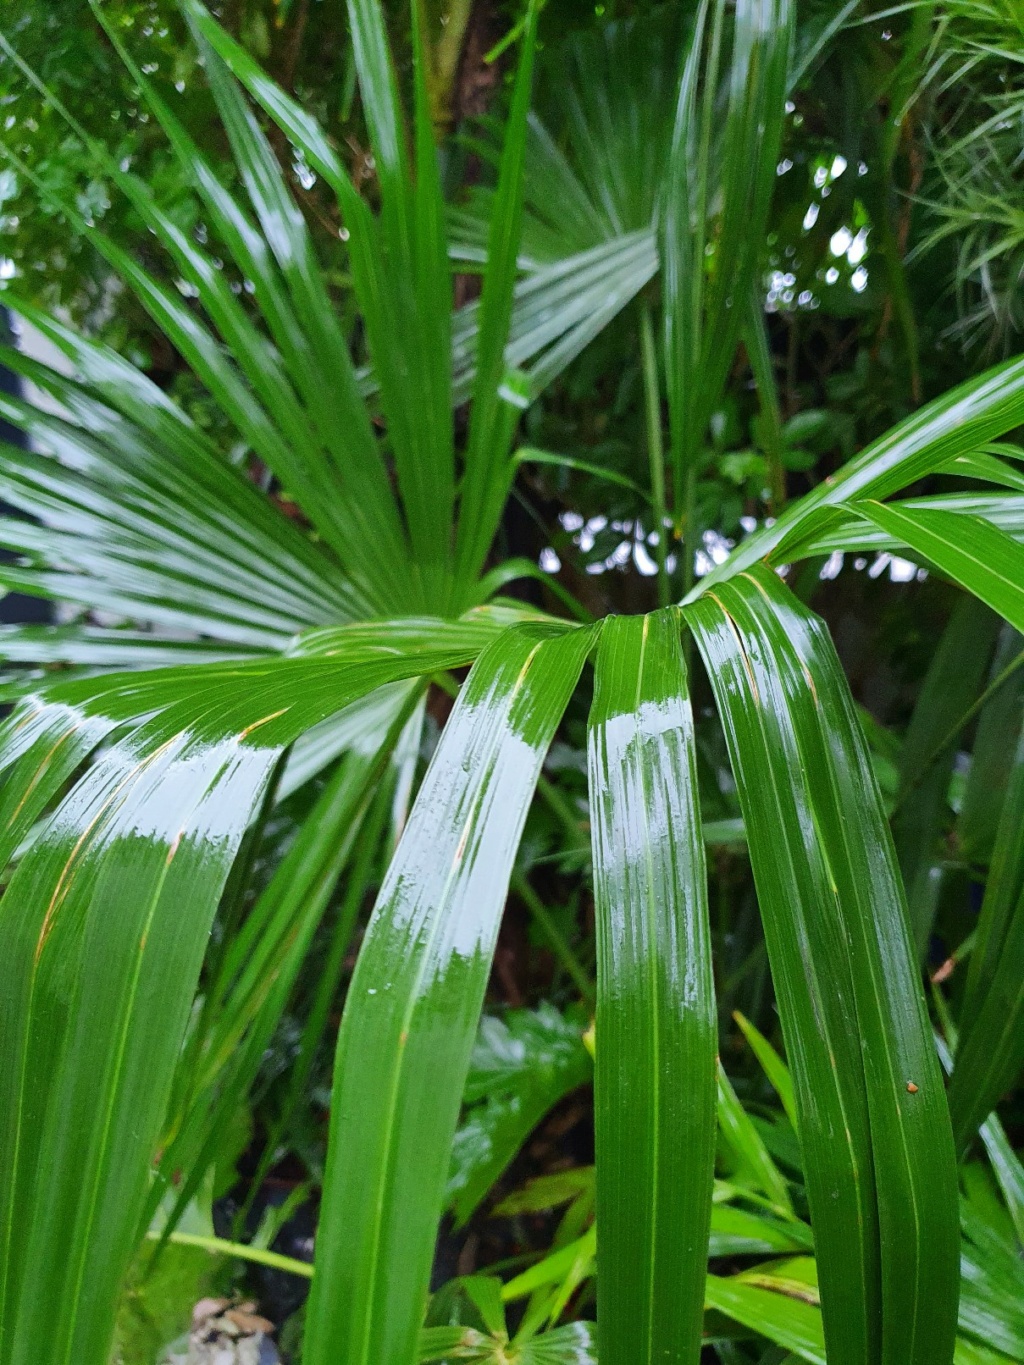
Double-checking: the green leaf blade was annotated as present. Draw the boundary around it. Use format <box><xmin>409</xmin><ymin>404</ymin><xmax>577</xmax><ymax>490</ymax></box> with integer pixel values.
<box><xmin>587</xmin><ymin>609</ymin><xmax>716</xmax><ymax>1365</ymax></box>
<box><xmin>687</xmin><ymin>568</ymin><xmax>960</xmax><ymax>1365</ymax></box>
<box><xmin>853</xmin><ymin>503</ymin><xmax>1024</xmax><ymax>636</ymax></box>
<box><xmin>456</xmin><ymin>2</ymin><xmax>540</xmax><ymax>585</ymax></box>
<box><xmin>0</xmin><ymin>727</ymin><xmax>279</xmax><ymax>1364</ymax></box>
<box><xmin>694</xmin><ymin>354</ymin><xmax>1024</xmax><ymax>597</ymax></box>
<box><xmin>304</xmin><ymin>622</ymin><xmax>595</xmax><ymax>1365</ymax></box>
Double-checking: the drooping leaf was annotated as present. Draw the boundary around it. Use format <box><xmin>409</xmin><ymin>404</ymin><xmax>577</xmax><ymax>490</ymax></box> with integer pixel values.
<box><xmin>686</xmin><ymin>566</ymin><xmax>960</xmax><ymax>1365</ymax></box>
<box><xmin>303</xmin><ymin>623</ymin><xmax>595</xmax><ymax>1365</ymax></box>
<box><xmin>850</xmin><ymin>503</ymin><xmax>1024</xmax><ymax>636</ymax></box>
<box><xmin>0</xmin><ymin>622</ymin><xmax>517</xmax><ymax>1363</ymax></box>
<box><xmin>0</xmin><ymin>726</ymin><xmax>280</xmax><ymax>1365</ymax></box>
<box><xmin>587</xmin><ymin>609</ymin><xmax>716</xmax><ymax>1365</ymax></box>
<box><xmin>695</xmin><ymin>356</ymin><xmax>1024</xmax><ymax>597</ymax></box>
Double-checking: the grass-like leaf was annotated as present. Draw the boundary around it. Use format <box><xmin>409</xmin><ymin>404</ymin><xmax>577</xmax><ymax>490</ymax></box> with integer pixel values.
<box><xmin>687</xmin><ymin>567</ymin><xmax>960</xmax><ymax>1365</ymax></box>
<box><xmin>304</xmin><ymin>623</ymin><xmax>595</xmax><ymax>1365</ymax></box>
<box><xmin>588</xmin><ymin>610</ymin><xmax>716</xmax><ymax>1365</ymax></box>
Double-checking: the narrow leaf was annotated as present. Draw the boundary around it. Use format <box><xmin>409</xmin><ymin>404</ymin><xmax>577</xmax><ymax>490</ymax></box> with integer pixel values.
<box><xmin>694</xmin><ymin>354</ymin><xmax>1024</xmax><ymax>597</ymax></box>
<box><xmin>687</xmin><ymin>566</ymin><xmax>960</xmax><ymax>1365</ymax></box>
<box><xmin>456</xmin><ymin>1</ymin><xmax>540</xmax><ymax>583</ymax></box>
<box><xmin>587</xmin><ymin>609</ymin><xmax>716</xmax><ymax>1365</ymax></box>
<box><xmin>304</xmin><ymin>623</ymin><xmax>595</xmax><ymax>1365</ymax></box>
<box><xmin>852</xmin><ymin>503</ymin><xmax>1024</xmax><ymax>635</ymax></box>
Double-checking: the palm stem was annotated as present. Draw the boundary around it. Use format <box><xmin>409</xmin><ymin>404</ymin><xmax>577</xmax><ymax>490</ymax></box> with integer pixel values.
<box><xmin>514</xmin><ymin>872</ymin><xmax>594</xmax><ymax>1006</ymax></box>
<box><xmin>640</xmin><ymin>301</ymin><xmax>670</xmax><ymax>608</ymax></box>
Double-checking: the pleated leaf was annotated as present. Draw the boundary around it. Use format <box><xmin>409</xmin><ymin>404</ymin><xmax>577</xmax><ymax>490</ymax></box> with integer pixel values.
<box><xmin>0</xmin><ymin>621</ymin><xmax>521</xmax><ymax>1363</ymax></box>
<box><xmin>0</xmin><ymin>340</ymin><xmax>354</xmax><ymax>642</ymax></box>
<box><xmin>587</xmin><ymin>610</ymin><xmax>715</xmax><ymax>1365</ymax></box>
<box><xmin>850</xmin><ymin>503</ymin><xmax>1024</xmax><ymax>636</ymax></box>
<box><xmin>303</xmin><ymin>622</ymin><xmax>595</xmax><ymax>1365</ymax></box>
<box><xmin>686</xmin><ymin>566</ymin><xmax>960</xmax><ymax>1365</ymax></box>
<box><xmin>695</xmin><ymin>354</ymin><xmax>1024</xmax><ymax>596</ymax></box>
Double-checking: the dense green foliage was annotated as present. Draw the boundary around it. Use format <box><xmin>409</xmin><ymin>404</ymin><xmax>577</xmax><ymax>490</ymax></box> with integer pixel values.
<box><xmin>2</xmin><ymin>2</ymin><xmax>1024</xmax><ymax>1364</ymax></box>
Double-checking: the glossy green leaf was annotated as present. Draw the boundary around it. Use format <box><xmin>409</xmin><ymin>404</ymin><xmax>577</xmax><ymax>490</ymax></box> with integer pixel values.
<box><xmin>0</xmin><ymin>139</ymin><xmax>369</xmax><ymax>590</ymax></box>
<box><xmin>0</xmin><ymin>626</ymin><xmax>260</xmax><ymax>668</ymax></box>
<box><xmin>686</xmin><ymin>566</ymin><xmax>960</xmax><ymax>1365</ymax></box>
<box><xmin>959</xmin><ymin>1190</ymin><xmax>1024</xmax><ymax>1359</ymax></box>
<box><xmin>0</xmin><ymin>725</ymin><xmax>279</xmax><ymax>1364</ymax></box>
<box><xmin>718</xmin><ymin>1066</ymin><xmax>794</xmax><ymax>1217</ymax></box>
<box><xmin>447</xmin><ymin>1005</ymin><xmax>591</xmax><ymax>1227</ymax></box>
<box><xmin>733</xmin><ymin>1010</ymin><xmax>797</xmax><ymax>1128</ymax></box>
<box><xmin>417</xmin><ymin>1324</ymin><xmax>493</xmax><ymax>1362</ymax></box>
<box><xmin>587</xmin><ymin>610</ymin><xmax>715</xmax><ymax>1365</ymax></box>
<box><xmin>144</xmin><ymin>0</ymin><xmax>414</xmax><ymax>612</ymax></box>
<box><xmin>452</xmin><ymin>230</ymin><xmax>659</xmax><ymax>406</ymax></box>
<box><xmin>943</xmin><ymin>449</ymin><xmax>1024</xmax><ymax>493</ymax></box>
<box><xmin>0</xmin><ymin>351</ymin><xmax>353</xmax><ymax>641</ymax></box>
<box><xmin>239</xmin><ymin>772</ymin><xmax>399</xmax><ymax>1214</ymax></box>
<box><xmin>456</xmin><ymin>0</ymin><xmax>539</xmax><ymax>583</ymax></box>
<box><xmin>0</xmin><ymin>307</ymin><xmax>344</xmax><ymax>611</ymax></box>
<box><xmin>695</xmin><ymin>355</ymin><xmax>1024</xmax><ymax>596</ymax></box>
<box><xmin>516</xmin><ymin>1321</ymin><xmax>597</xmax><ymax>1364</ymax></box>
<box><xmin>311</xmin><ymin>0</ymin><xmax>462</xmax><ymax>608</ymax></box>
<box><xmin>501</xmin><ymin>1227</ymin><xmax>597</xmax><ymax>1304</ymax></box>
<box><xmin>710</xmin><ymin>1201</ymin><xmax>813</xmax><ymax>1258</ymax></box>
<box><xmin>980</xmin><ymin>1112</ymin><xmax>1024</xmax><ymax>1248</ymax></box>
<box><xmin>304</xmin><ymin>623</ymin><xmax>595</xmax><ymax>1365</ymax></box>
<box><xmin>767</xmin><ymin>492</ymin><xmax>1024</xmax><ymax>559</ymax></box>
<box><xmin>706</xmin><ymin>1249</ymin><xmax>1023</xmax><ymax>1365</ymax></box>
<box><xmin>851</xmin><ymin>503</ymin><xmax>1024</xmax><ymax>635</ymax></box>
<box><xmin>705</xmin><ymin>1269</ymin><xmax>826</xmax><ymax>1365</ymax></box>
<box><xmin>0</xmin><ymin>620</ymin><xmax>520</xmax><ymax>1363</ymax></box>
<box><xmin>167</xmin><ymin>0</ymin><xmax>351</xmax><ymax>195</ymax></box>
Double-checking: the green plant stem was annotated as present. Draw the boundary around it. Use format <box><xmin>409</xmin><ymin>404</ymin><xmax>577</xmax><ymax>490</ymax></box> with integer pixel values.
<box><xmin>639</xmin><ymin>301</ymin><xmax>670</xmax><ymax>608</ymax></box>
<box><xmin>744</xmin><ymin>292</ymin><xmax>786</xmax><ymax>514</ymax></box>
<box><xmin>418</xmin><ymin>0</ymin><xmax>474</xmax><ymax>135</ymax></box>
<box><xmin>513</xmin><ymin>872</ymin><xmax>594</xmax><ymax>1006</ymax></box>
<box><xmin>892</xmin><ymin>645</ymin><xmax>1024</xmax><ymax>814</ymax></box>
<box><xmin>146</xmin><ymin>1229</ymin><xmax>313</xmax><ymax>1279</ymax></box>
<box><xmin>535</xmin><ymin>773</ymin><xmax>587</xmax><ymax>850</ymax></box>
